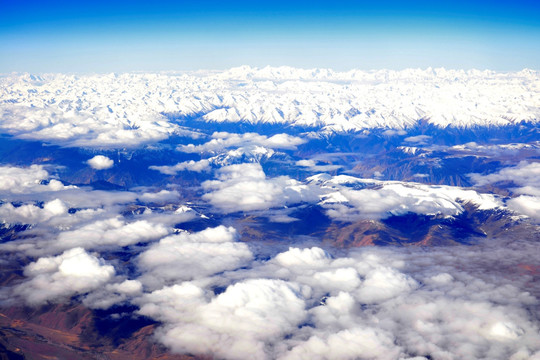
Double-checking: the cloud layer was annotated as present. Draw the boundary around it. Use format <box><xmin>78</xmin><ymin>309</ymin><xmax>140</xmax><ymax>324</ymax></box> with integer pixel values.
<box><xmin>0</xmin><ymin>153</ymin><xmax>539</xmax><ymax>360</ymax></box>
<box><xmin>133</xmin><ymin>241</ymin><xmax>540</xmax><ymax>360</ymax></box>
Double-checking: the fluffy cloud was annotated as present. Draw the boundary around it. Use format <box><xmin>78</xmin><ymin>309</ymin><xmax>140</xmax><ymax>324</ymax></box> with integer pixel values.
<box><xmin>0</xmin><ymin>165</ymin><xmax>200</xmax><ymax>258</ymax></box>
<box><xmin>137</xmin><ymin>189</ymin><xmax>181</xmax><ymax>204</ymax></box>
<box><xmin>137</xmin><ymin>226</ymin><xmax>253</xmax><ymax>289</ymax></box>
<box><xmin>0</xmin><ymin>199</ymin><xmax>68</xmax><ymax>224</ymax></box>
<box><xmin>52</xmin><ymin>217</ymin><xmax>170</xmax><ymax>252</ymax></box>
<box><xmin>202</xmin><ymin>163</ymin><xmax>321</xmax><ymax>213</ymax></box>
<box><xmin>12</xmin><ymin>247</ymin><xmax>115</xmax><ymax>305</ymax></box>
<box><xmin>281</xmin><ymin>327</ymin><xmax>401</xmax><ymax>360</ymax></box>
<box><xmin>178</xmin><ymin>132</ymin><xmax>306</xmax><ymax>153</ymax></box>
<box><xmin>138</xmin><ymin>279</ymin><xmax>309</xmax><ymax>360</ymax></box>
<box><xmin>200</xmin><ymin>166</ymin><xmax>503</xmax><ymax>220</ymax></box>
<box><xmin>2</xmin><ymin>215</ymin><xmax>172</xmax><ymax>257</ymax></box>
<box><xmin>0</xmin><ymin>165</ymin><xmax>73</xmax><ymax>194</ymax></box>
<box><xmin>87</xmin><ymin>155</ymin><xmax>114</xmax><ymax>170</ymax></box>
<box><xmin>131</xmin><ymin>239</ymin><xmax>540</xmax><ymax>360</ymax></box>
<box><xmin>149</xmin><ymin>159</ymin><xmax>211</xmax><ymax>175</ymax></box>
<box><xmin>507</xmin><ymin>195</ymin><xmax>540</xmax><ymax>221</ymax></box>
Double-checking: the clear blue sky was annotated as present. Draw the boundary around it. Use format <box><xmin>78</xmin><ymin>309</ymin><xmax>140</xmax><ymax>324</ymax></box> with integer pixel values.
<box><xmin>1</xmin><ymin>0</ymin><xmax>539</xmax><ymax>72</ymax></box>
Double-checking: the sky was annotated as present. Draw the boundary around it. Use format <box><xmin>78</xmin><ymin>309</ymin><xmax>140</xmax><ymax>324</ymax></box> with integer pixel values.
<box><xmin>1</xmin><ymin>0</ymin><xmax>540</xmax><ymax>73</ymax></box>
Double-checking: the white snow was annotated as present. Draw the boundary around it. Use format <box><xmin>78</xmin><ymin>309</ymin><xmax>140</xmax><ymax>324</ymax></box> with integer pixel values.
<box><xmin>0</xmin><ymin>67</ymin><xmax>538</xmax><ymax>148</ymax></box>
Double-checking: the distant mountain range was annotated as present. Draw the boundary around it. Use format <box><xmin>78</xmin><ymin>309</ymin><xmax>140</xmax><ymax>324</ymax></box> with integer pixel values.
<box><xmin>1</xmin><ymin>67</ymin><xmax>538</xmax><ymax>148</ymax></box>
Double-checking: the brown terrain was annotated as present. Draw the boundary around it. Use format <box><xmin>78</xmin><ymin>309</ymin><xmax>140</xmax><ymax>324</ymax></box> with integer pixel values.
<box><xmin>0</xmin><ymin>304</ymin><xmax>207</xmax><ymax>360</ymax></box>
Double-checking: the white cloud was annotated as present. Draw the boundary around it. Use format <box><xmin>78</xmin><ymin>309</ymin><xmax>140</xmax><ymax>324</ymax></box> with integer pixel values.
<box><xmin>507</xmin><ymin>195</ymin><xmax>540</xmax><ymax>221</ymax></box>
<box><xmin>51</xmin><ymin>217</ymin><xmax>169</xmax><ymax>252</ymax></box>
<box><xmin>13</xmin><ymin>247</ymin><xmax>115</xmax><ymax>305</ymax></box>
<box><xmin>87</xmin><ymin>155</ymin><xmax>114</xmax><ymax>170</ymax></box>
<box><xmin>404</xmin><ymin>135</ymin><xmax>432</xmax><ymax>145</ymax></box>
<box><xmin>382</xmin><ymin>129</ymin><xmax>407</xmax><ymax>136</ymax></box>
<box><xmin>274</xmin><ymin>247</ymin><xmax>331</xmax><ymax>268</ymax></box>
<box><xmin>131</xmin><ymin>240</ymin><xmax>540</xmax><ymax>360</ymax></box>
<box><xmin>281</xmin><ymin>327</ymin><xmax>401</xmax><ymax>360</ymax></box>
<box><xmin>48</xmin><ymin>189</ymin><xmax>139</xmax><ymax>208</ymax></box>
<box><xmin>138</xmin><ymin>279</ymin><xmax>309</xmax><ymax>360</ymax></box>
<box><xmin>0</xmin><ymin>199</ymin><xmax>68</xmax><ymax>224</ymax></box>
<box><xmin>137</xmin><ymin>226</ymin><xmax>253</xmax><ymax>289</ymax></box>
<box><xmin>469</xmin><ymin>162</ymin><xmax>540</xmax><ymax>191</ymax></box>
<box><xmin>149</xmin><ymin>159</ymin><xmax>211</xmax><ymax>175</ymax></box>
<box><xmin>178</xmin><ymin>132</ymin><xmax>306</xmax><ymax>153</ymax></box>
<box><xmin>469</xmin><ymin>162</ymin><xmax>540</xmax><ymax>222</ymax></box>
<box><xmin>355</xmin><ymin>266</ymin><xmax>419</xmax><ymax>303</ymax></box>
<box><xmin>0</xmin><ymin>165</ymin><xmax>73</xmax><ymax>194</ymax></box>
<box><xmin>137</xmin><ymin>189</ymin><xmax>180</xmax><ymax>204</ymax></box>
<box><xmin>0</xmin><ymin>168</ymin><xmax>201</xmax><ymax>257</ymax></box>
<box><xmin>202</xmin><ymin>163</ymin><xmax>321</xmax><ymax>213</ymax></box>
<box><xmin>83</xmin><ymin>279</ymin><xmax>144</xmax><ymax>309</ymax></box>
<box><xmin>2</xmin><ymin>215</ymin><xmax>172</xmax><ymax>256</ymax></box>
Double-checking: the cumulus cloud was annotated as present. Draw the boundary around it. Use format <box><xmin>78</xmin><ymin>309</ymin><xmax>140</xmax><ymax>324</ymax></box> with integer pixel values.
<box><xmin>149</xmin><ymin>159</ymin><xmax>211</xmax><ymax>175</ymax></box>
<box><xmin>12</xmin><ymin>247</ymin><xmax>115</xmax><ymax>305</ymax></box>
<box><xmin>51</xmin><ymin>217</ymin><xmax>170</xmax><ymax>252</ymax></box>
<box><xmin>1</xmin><ymin>214</ymin><xmax>172</xmax><ymax>257</ymax></box>
<box><xmin>138</xmin><ymin>279</ymin><xmax>309</xmax><ymax>360</ymax></box>
<box><xmin>0</xmin><ymin>199</ymin><xmax>68</xmax><ymax>224</ymax></box>
<box><xmin>137</xmin><ymin>226</ymin><xmax>253</xmax><ymax>289</ymax></box>
<box><xmin>507</xmin><ymin>195</ymin><xmax>540</xmax><ymax>221</ymax></box>
<box><xmin>202</xmin><ymin>163</ymin><xmax>321</xmax><ymax>213</ymax></box>
<box><xmin>200</xmin><ymin>167</ymin><xmax>503</xmax><ymax>220</ymax></box>
<box><xmin>0</xmin><ymin>165</ymin><xmax>200</xmax><ymax>258</ymax></box>
<box><xmin>178</xmin><ymin>132</ymin><xmax>306</xmax><ymax>153</ymax></box>
<box><xmin>0</xmin><ymin>165</ymin><xmax>73</xmax><ymax>194</ymax></box>
<box><xmin>281</xmin><ymin>327</ymin><xmax>401</xmax><ymax>360</ymax></box>
<box><xmin>87</xmin><ymin>155</ymin><xmax>114</xmax><ymax>170</ymax></box>
<box><xmin>130</xmin><ymin>239</ymin><xmax>540</xmax><ymax>360</ymax></box>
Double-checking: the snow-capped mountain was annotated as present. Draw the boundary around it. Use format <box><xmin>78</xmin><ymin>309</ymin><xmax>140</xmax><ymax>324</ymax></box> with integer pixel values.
<box><xmin>1</xmin><ymin>67</ymin><xmax>538</xmax><ymax>148</ymax></box>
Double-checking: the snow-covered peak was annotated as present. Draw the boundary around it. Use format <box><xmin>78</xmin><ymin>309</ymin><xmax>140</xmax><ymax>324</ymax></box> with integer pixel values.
<box><xmin>1</xmin><ymin>67</ymin><xmax>538</xmax><ymax>148</ymax></box>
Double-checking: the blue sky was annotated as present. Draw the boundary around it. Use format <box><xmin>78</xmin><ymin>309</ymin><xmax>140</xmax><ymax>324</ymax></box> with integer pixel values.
<box><xmin>1</xmin><ymin>0</ymin><xmax>539</xmax><ymax>72</ymax></box>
